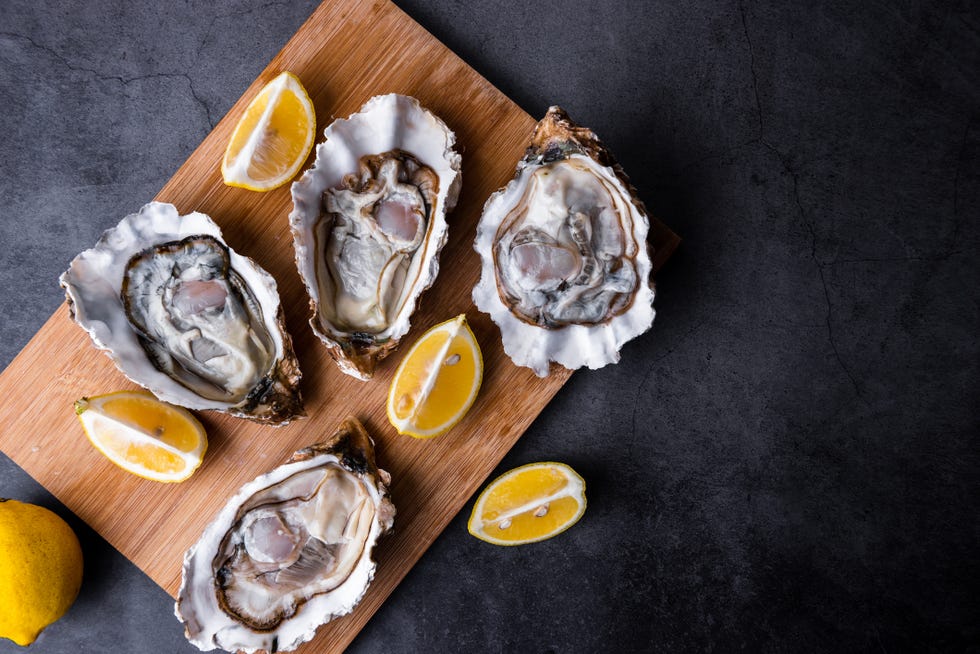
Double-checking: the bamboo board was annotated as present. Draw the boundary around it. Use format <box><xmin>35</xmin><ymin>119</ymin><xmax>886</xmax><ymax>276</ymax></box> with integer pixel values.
<box><xmin>0</xmin><ymin>1</ymin><xmax>679</xmax><ymax>651</ymax></box>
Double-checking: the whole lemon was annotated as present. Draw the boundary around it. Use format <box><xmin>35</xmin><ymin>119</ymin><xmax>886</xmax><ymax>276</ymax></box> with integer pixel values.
<box><xmin>0</xmin><ymin>499</ymin><xmax>83</xmax><ymax>646</ymax></box>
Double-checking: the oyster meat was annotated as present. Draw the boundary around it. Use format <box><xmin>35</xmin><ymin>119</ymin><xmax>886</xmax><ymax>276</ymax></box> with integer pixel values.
<box><xmin>290</xmin><ymin>93</ymin><xmax>461</xmax><ymax>380</ymax></box>
<box><xmin>176</xmin><ymin>417</ymin><xmax>395</xmax><ymax>653</ymax></box>
<box><xmin>60</xmin><ymin>201</ymin><xmax>303</xmax><ymax>424</ymax></box>
<box><xmin>472</xmin><ymin>107</ymin><xmax>656</xmax><ymax>376</ymax></box>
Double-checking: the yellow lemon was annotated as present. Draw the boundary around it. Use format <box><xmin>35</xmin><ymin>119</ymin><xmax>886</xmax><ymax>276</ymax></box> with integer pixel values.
<box><xmin>221</xmin><ymin>71</ymin><xmax>316</xmax><ymax>191</ymax></box>
<box><xmin>468</xmin><ymin>462</ymin><xmax>586</xmax><ymax>545</ymax></box>
<box><xmin>386</xmin><ymin>314</ymin><xmax>483</xmax><ymax>439</ymax></box>
<box><xmin>0</xmin><ymin>500</ymin><xmax>83</xmax><ymax>646</ymax></box>
<box><xmin>74</xmin><ymin>390</ymin><xmax>207</xmax><ymax>483</ymax></box>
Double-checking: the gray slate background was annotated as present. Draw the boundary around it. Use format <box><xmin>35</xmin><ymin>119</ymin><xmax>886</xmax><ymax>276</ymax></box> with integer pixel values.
<box><xmin>1</xmin><ymin>0</ymin><xmax>978</xmax><ymax>652</ymax></box>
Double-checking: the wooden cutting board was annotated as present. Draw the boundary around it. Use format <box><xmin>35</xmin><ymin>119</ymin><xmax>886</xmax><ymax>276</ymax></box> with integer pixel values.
<box><xmin>0</xmin><ymin>1</ymin><xmax>679</xmax><ymax>651</ymax></box>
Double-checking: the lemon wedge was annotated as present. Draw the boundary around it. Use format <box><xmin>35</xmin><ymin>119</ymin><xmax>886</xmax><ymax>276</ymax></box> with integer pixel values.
<box><xmin>468</xmin><ymin>462</ymin><xmax>586</xmax><ymax>545</ymax></box>
<box><xmin>221</xmin><ymin>71</ymin><xmax>316</xmax><ymax>191</ymax></box>
<box><xmin>386</xmin><ymin>314</ymin><xmax>483</xmax><ymax>439</ymax></box>
<box><xmin>74</xmin><ymin>391</ymin><xmax>207</xmax><ymax>483</ymax></box>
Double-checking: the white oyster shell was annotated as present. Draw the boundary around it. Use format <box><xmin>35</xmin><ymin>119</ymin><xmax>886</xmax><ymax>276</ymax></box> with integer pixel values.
<box><xmin>290</xmin><ymin>93</ymin><xmax>461</xmax><ymax>380</ymax></box>
<box><xmin>472</xmin><ymin>107</ymin><xmax>655</xmax><ymax>377</ymax></box>
<box><xmin>59</xmin><ymin>201</ymin><xmax>303</xmax><ymax>424</ymax></box>
<box><xmin>176</xmin><ymin>417</ymin><xmax>395</xmax><ymax>653</ymax></box>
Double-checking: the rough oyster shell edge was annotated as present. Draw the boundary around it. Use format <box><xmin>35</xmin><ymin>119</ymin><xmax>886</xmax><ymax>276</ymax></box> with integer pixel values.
<box><xmin>471</xmin><ymin>106</ymin><xmax>656</xmax><ymax>377</ymax></box>
<box><xmin>59</xmin><ymin>201</ymin><xmax>304</xmax><ymax>425</ymax></box>
<box><xmin>174</xmin><ymin>416</ymin><xmax>395</xmax><ymax>653</ymax></box>
<box><xmin>289</xmin><ymin>93</ymin><xmax>462</xmax><ymax>380</ymax></box>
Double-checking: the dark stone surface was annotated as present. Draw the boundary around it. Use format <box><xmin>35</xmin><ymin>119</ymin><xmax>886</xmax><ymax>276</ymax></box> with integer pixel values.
<box><xmin>1</xmin><ymin>1</ymin><xmax>977</xmax><ymax>652</ymax></box>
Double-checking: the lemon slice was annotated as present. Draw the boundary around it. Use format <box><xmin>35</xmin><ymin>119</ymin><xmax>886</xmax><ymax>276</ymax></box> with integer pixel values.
<box><xmin>74</xmin><ymin>390</ymin><xmax>208</xmax><ymax>483</ymax></box>
<box><xmin>221</xmin><ymin>71</ymin><xmax>316</xmax><ymax>191</ymax></box>
<box><xmin>386</xmin><ymin>314</ymin><xmax>483</xmax><ymax>439</ymax></box>
<box><xmin>468</xmin><ymin>462</ymin><xmax>586</xmax><ymax>545</ymax></box>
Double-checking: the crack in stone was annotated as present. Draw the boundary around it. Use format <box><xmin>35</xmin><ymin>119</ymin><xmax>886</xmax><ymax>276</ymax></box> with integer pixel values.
<box><xmin>184</xmin><ymin>77</ymin><xmax>217</xmax><ymax>129</ymax></box>
<box><xmin>0</xmin><ymin>31</ymin><xmax>215</xmax><ymax>130</ymax></box>
<box><xmin>737</xmin><ymin>5</ymin><xmax>868</xmax><ymax>405</ymax></box>
<box><xmin>654</xmin><ymin>1</ymin><xmax>811</xmax><ymax>184</ymax></box>
<box><xmin>950</xmin><ymin>117</ymin><xmax>973</xmax><ymax>246</ymax></box>
<box><xmin>815</xmin><ymin>263</ymin><xmax>867</xmax><ymax>405</ymax></box>
<box><xmin>738</xmin><ymin>0</ymin><xmax>765</xmax><ymax>138</ymax></box>
<box><xmin>788</xmin><ymin>152</ymin><xmax>869</xmax><ymax>405</ymax></box>
<box><xmin>199</xmin><ymin>0</ymin><xmax>296</xmax><ymax>53</ymax></box>
<box><xmin>820</xmin><ymin>252</ymin><xmax>964</xmax><ymax>266</ymax></box>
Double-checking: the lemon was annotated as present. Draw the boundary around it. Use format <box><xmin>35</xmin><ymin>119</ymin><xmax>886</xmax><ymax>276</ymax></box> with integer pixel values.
<box><xmin>0</xmin><ymin>500</ymin><xmax>83</xmax><ymax>646</ymax></box>
<box><xmin>468</xmin><ymin>462</ymin><xmax>586</xmax><ymax>545</ymax></box>
<box><xmin>386</xmin><ymin>314</ymin><xmax>483</xmax><ymax>439</ymax></box>
<box><xmin>74</xmin><ymin>390</ymin><xmax>208</xmax><ymax>483</ymax></box>
<box><xmin>221</xmin><ymin>71</ymin><xmax>316</xmax><ymax>191</ymax></box>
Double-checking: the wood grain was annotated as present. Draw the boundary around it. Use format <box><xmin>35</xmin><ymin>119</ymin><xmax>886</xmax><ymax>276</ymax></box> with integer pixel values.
<box><xmin>0</xmin><ymin>1</ymin><xmax>679</xmax><ymax>652</ymax></box>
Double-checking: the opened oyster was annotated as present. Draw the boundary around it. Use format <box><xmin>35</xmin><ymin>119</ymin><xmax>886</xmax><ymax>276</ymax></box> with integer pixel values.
<box><xmin>176</xmin><ymin>417</ymin><xmax>394</xmax><ymax>653</ymax></box>
<box><xmin>472</xmin><ymin>107</ymin><xmax>656</xmax><ymax>376</ymax></box>
<box><xmin>290</xmin><ymin>93</ymin><xmax>461</xmax><ymax>380</ymax></box>
<box><xmin>60</xmin><ymin>202</ymin><xmax>303</xmax><ymax>424</ymax></box>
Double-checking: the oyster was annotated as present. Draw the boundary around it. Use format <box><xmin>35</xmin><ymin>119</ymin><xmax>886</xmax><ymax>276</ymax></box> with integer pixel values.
<box><xmin>176</xmin><ymin>417</ymin><xmax>395</xmax><ymax>653</ymax></box>
<box><xmin>290</xmin><ymin>93</ymin><xmax>461</xmax><ymax>380</ymax></box>
<box><xmin>472</xmin><ymin>107</ymin><xmax>656</xmax><ymax>376</ymax></box>
<box><xmin>60</xmin><ymin>202</ymin><xmax>303</xmax><ymax>424</ymax></box>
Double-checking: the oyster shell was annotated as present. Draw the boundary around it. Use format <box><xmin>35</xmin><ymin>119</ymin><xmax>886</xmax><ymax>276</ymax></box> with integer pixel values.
<box><xmin>60</xmin><ymin>201</ymin><xmax>303</xmax><ymax>424</ymax></box>
<box><xmin>290</xmin><ymin>93</ymin><xmax>461</xmax><ymax>380</ymax></box>
<box><xmin>472</xmin><ymin>107</ymin><xmax>656</xmax><ymax>376</ymax></box>
<box><xmin>176</xmin><ymin>417</ymin><xmax>395</xmax><ymax>653</ymax></box>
